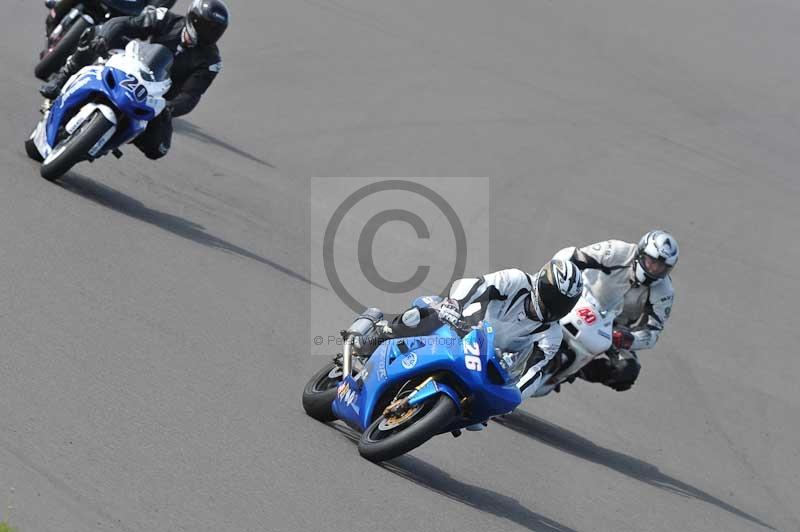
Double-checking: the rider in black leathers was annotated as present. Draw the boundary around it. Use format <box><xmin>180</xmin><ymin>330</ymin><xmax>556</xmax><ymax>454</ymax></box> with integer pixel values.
<box><xmin>41</xmin><ymin>0</ymin><xmax>228</xmax><ymax>160</ymax></box>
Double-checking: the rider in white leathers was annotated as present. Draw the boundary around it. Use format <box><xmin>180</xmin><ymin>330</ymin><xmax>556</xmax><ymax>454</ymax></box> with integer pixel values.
<box><xmin>361</xmin><ymin>261</ymin><xmax>583</xmax><ymax>403</ymax></box>
<box><xmin>553</xmin><ymin>230</ymin><xmax>679</xmax><ymax>391</ymax></box>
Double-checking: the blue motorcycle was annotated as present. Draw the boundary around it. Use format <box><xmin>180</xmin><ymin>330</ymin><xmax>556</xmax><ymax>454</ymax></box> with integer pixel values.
<box><xmin>26</xmin><ymin>40</ymin><xmax>173</xmax><ymax>181</ymax></box>
<box><xmin>302</xmin><ymin>298</ymin><xmax>522</xmax><ymax>462</ymax></box>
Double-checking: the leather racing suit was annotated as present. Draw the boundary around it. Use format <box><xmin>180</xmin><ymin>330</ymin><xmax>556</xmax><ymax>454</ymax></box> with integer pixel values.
<box><xmin>554</xmin><ymin>240</ymin><xmax>674</xmax><ymax>391</ymax></box>
<box><xmin>386</xmin><ymin>268</ymin><xmax>564</xmax><ymax>399</ymax></box>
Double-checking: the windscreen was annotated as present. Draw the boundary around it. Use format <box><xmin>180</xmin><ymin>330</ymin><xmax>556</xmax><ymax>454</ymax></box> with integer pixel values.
<box><xmin>136</xmin><ymin>43</ymin><xmax>173</xmax><ymax>82</ymax></box>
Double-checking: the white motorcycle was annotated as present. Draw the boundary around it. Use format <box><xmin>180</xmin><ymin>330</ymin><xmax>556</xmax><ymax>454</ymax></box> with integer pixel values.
<box><xmin>529</xmin><ymin>287</ymin><xmax>620</xmax><ymax>397</ymax></box>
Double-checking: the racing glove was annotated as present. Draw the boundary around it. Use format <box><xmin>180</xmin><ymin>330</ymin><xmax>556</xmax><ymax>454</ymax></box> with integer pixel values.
<box><xmin>437</xmin><ymin>298</ymin><xmax>461</xmax><ymax>327</ymax></box>
<box><xmin>89</xmin><ymin>35</ymin><xmax>109</xmax><ymax>57</ymax></box>
<box><xmin>612</xmin><ymin>329</ymin><xmax>634</xmax><ymax>350</ymax></box>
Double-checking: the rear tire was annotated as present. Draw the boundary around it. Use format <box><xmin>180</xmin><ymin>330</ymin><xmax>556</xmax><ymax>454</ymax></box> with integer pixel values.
<box><xmin>41</xmin><ymin>111</ymin><xmax>114</xmax><ymax>181</ymax></box>
<box><xmin>35</xmin><ymin>16</ymin><xmax>90</xmax><ymax>81</ymax></box>
<box><xmin>302</xmin><ymin>362</ymin><xmax>343</xmax><ymax>422</ymax></box>
<box><xmin>358</xmin><ymin>394</ymin><xmax>457</xmax><ymax>462</ymax></box>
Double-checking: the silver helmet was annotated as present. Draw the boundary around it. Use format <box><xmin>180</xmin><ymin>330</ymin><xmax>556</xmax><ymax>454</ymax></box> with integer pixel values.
<box><xmin>634</xmin><ymin>230</ymin><xmax>679</xmax><ymax>285</ymax></box>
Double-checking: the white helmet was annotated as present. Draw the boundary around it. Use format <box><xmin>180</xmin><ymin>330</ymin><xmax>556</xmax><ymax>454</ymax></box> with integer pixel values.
<box><xmin>634</xmin><ymin>230</ymin><xmax>679</xmax><ymax>285</ymax></box>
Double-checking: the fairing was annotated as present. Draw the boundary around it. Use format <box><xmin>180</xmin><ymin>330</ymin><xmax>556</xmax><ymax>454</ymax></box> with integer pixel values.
<box><xmin>35</xmin><ymin>41</ymin><xmax>170</xmax><ymax>159</ymax></box>
<box><xmin>332</xmin><ymin>322</ymin><xmax>521</xmax><ymax>433</ymax></box>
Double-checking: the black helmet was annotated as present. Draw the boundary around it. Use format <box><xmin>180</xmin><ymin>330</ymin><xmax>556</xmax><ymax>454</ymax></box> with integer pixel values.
<box><xmin>531</xmin><ymin>259</ymin><xmax>583</xmax><ymax>322</ymax></box>
<box><xmin>186</xmin><ymin>0</ymin><xmax>229</xmax><ymax>45</ymax></box>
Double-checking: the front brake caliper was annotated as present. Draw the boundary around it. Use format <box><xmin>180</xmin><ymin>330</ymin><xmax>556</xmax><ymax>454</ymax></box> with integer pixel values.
<box><xmin>382</xmin><ymin>377</ymin><xmax>435</xmax><ymax>418</ymax></box>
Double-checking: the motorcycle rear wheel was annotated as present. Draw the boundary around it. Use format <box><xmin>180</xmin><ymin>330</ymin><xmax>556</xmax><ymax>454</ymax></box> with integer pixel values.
<box><xmin>35</xmin><ymin>16</ymin><xmax>90</xmax><ymax>80</ymax></box>
<box><xmin>302</xmin><ymin>362</ymin><xmax>343</xmax><ymax>422</ymax></box>
<box><xmin>358</xmin><ymin>393</ymin><xmax>457</xmax><ymax>463</ymax></box>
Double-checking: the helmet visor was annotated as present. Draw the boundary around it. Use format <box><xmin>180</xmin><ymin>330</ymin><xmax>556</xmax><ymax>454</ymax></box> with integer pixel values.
<box><xmin>642</xmin><ymin>255</ymin><xmax>671</xmax><ymax>279</ymax></box>
<box><xmin>136</xmin><ymin>43</ymin><xmax>173</xmax><ymax>82</ymax></box>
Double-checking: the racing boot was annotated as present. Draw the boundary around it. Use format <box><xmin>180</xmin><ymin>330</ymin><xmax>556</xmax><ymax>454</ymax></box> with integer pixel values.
<box><xmin>40</xmin><ymin>25</ymin><xmax>100</xmax><ymax>99</ymax></box>
<box><xmin>40</xmin><ymin>62</ymin><xmax>75</xmax><ymax>100</ymax></box>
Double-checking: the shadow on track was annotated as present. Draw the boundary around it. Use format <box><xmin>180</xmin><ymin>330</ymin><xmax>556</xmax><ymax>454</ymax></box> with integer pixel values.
<box><xmin>331</xmin><ymin>424</ymin><xmax>580</xmax><ymax>532</ymax></box>
<box><xmin>495</xmin><ymin>411</ymin><xmax>774</xmax><ymax>531</ymax></box>
<box><xmin>173</xmin><ymin>119</ymin><xmax>276</xmax><ymax>169</ymax></box>
<box><xmin>58</xmin><ymin>173</ymin><xmax>323</xmax><ymax>288</ymax></box>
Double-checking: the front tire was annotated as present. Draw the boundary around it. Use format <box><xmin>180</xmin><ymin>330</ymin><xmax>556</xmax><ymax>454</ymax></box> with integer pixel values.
<box><xmin>35</xmin><ymin>16</ymin><xmax>90</xmax><ymax>81</ymax></box>
<box><xmin>358</xmin><ymin>394</ymin><xmax>457</xmax><ymax>463</ymax></box>
<box><xmin>302</xmin><ymin>362</ymin><xmax>343</xmax><ymax>422</ymax></box>
<box><xmin>41</xmin><ymin>110</ymin><xmax>114</xmax><ymax>181</ymax></box>
<box><xmin>25</xmin><ymin>136</ymin><xmax>44</xmax><ymax>162</ymax></box>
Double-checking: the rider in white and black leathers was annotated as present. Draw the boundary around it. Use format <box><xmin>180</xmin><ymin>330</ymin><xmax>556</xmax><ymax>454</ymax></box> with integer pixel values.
<box><xmin>370</xmin><ymin>260</ymin><xmax>583</xmax><ymax>400</ymax></box>
<box><xmin>553</xmin><ymin>230</ymin><xmax>679</xmax><ymax>391</ymax></box>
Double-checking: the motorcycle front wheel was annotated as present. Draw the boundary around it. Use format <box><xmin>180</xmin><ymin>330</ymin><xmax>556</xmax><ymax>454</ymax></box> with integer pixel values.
<box><xmin>40</xmin><ymin>110</ymin><xmax>114</xmax><ymax>181</ymax></box>
<box><xmin>358</xmin><ymin>393</ymin><xmax>457</xmax><ymax>463</ymax></box>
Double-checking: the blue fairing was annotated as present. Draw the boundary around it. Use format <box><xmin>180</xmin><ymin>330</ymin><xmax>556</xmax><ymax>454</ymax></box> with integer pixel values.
<box><xmin>46</xmin><ymin>65</ymin><xmax>154</xmax><ymax>152</ymax></box>
<box><xmin>332</xmin><ymin>321</ymin><xmax>521</xmax><ymax>433</ymax></box>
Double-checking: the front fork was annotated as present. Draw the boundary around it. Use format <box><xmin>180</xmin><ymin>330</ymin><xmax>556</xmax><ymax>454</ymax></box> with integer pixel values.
<box><xmin>341</xmin><ymin>334</ymin><xmax>356</xmax><ymax>382</ymax></box>
<box><xmin>384</xmin><ymin>376</ymin><xmax>463</xmax><ymax>420</ymax></box>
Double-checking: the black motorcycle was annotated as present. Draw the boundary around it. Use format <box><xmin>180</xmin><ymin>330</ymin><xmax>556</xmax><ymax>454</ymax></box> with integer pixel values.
<box><xmin>36</xmin><ymin>0</ymin><xmax>176</xmax><ymax>81</ymax></box>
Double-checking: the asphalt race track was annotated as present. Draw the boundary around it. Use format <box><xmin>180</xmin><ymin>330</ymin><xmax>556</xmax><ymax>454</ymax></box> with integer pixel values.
<box><xmin>2</xmin><ymin>1</ymin><xmax>799</xmax><ymax>531</ymax></box>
